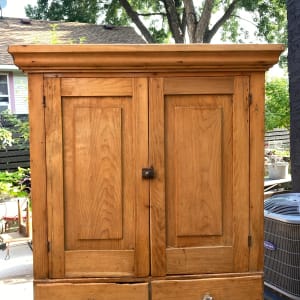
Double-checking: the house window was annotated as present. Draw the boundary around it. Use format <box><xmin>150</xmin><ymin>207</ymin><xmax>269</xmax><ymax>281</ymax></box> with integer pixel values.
<box><xmin>0</xmin><ymin>74</ymin><xmax>9</xmax><ymax>112</ymax></box>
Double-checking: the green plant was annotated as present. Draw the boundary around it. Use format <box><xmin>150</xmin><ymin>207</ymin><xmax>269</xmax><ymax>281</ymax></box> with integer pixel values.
<box><xmin>0</xmin><ymin>110</ymin><xmax>29</xmax><ymax>149</ymax></box>
<box><xmin>265</xmin><ymin>77</ymin><xmax>290</xmax><ymax>131</ymax></box>
<box><xmin>0</xmin><ymin>127</ymin><xmax>13</xmax><ymax>149</ymax></box>
<box><xmin>0</xmin><ymin>168</ymin><xmax>31</xmax><ymax>199</ymax></box>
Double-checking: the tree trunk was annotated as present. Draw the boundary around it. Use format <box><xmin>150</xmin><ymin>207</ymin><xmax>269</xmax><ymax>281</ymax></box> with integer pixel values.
<box><xmin>184</xmin><ymin>0</ymin><xmax>214</xmax><ymax>43</ymax></box>
<box><xmin>162</xmin><ymin>0</ymin><xmax>185</xmax><ymax>43</ymax></box>
<box><xmin>195</xmin><ymin>0</ymin><xmax>214</xmax><ymax>43</ymax></box>
<box><xmin>183</xmin><ymin>0</ymin><xmax>197</xmax><ymax>42</ymax></box>
<box><xmin>119</xmin><ymin>0</ymin><xmax>155</xmax><ymax>43</ymax></box>
<box><xmin>287</xmin><ymin>0</ymin><xmax>300</xmax><ymax>191</ymax></box>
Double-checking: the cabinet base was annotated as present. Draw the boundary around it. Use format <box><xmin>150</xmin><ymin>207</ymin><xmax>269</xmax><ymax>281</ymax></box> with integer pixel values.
<box><xmin>34</xmin><ymin>275</ymin><xmax>263</xmax><ymax>300</ymax></box>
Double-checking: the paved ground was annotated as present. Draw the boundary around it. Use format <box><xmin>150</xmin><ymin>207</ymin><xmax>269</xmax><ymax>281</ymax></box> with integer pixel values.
<box><xmin>0</xmin><ymin>238</ymin><xmax>33</xmax><ymax>299</ymax></box>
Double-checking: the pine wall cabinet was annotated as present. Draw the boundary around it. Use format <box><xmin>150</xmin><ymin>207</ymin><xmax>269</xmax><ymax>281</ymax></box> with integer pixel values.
<box><xmin>9</xmin><ymin>44</ymin><xmax>283</xmax><ymax>300</ymax></box>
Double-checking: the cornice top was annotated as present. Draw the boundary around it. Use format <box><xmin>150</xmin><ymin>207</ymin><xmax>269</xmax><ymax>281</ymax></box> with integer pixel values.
<box><xmin>8</xmin><ymin>44</ymin><xmax>284</xmax><ymax>73</ymax></box>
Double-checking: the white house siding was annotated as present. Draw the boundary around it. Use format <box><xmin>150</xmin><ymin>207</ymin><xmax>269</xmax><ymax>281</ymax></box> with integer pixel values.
<box><xmin>12</xmin><ymin>75</ymin><xmax>28</xmax><ymax>114</ymax></box>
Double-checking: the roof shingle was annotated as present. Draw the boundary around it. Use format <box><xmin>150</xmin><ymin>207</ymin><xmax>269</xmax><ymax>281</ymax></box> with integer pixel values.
<box><xmin>0</xmin><ymin>17</ymin><xmax>145</xmax><ymax>65</ymax></box>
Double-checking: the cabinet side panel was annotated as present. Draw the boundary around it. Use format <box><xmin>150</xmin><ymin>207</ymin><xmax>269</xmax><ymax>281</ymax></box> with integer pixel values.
<box><xmin>232</xmin><ymin>76</ymin><xmax>250</xmax><ymax>272</ymax></box>
<box><xmin>249</xmin><ymin>72</ymin><xmax>265</xmax><ymax>272</ymax></box>
<box><xmin>28</xmin><ymin>73</ymin><xmax>49</xmax><ymax>279</ymax></box>
<box><xmin>45</xmin><ymin>78</ymin><xmax>65</xmax><ymax>278</ymax></box>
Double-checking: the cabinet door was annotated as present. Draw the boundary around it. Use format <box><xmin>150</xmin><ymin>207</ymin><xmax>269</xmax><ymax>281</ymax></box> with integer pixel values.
<box><xmin>150</xmin><ymin>76</ymin><xmax>250</xmax><ymax>276</ymax></box>
<box><xmin>44</xmin><ymin>77</ymin><xmax>149</xmax><ymax>278</ymax></box>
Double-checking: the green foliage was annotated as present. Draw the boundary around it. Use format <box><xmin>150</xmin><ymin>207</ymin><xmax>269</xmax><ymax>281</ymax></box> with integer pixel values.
<box><xmin>102</xmin><ymin>0</ymin><xmax>131</xmax><ymax>26</ymax></box>
<box><xmin>0</xmin><ymin>168</ymin><xmax>30</xmax><ymax>199</ymax></box>
<box><xmin>26</xmin><ymin>0</ymin><xmax>99</xmax><ymax>23</ymax></box>
<box><xmin>25</xmin><ymin>0</ymin><xmax>287</xmax><ymax>45</ymax></box>
<box><xmin>253</xmin><ymin>0</ymin><xmax>287</xmax><ymax>68</ymax></box>
<box><xmin>219</xmin><ymin>0</ymin><xmax>287</xmax><ymax>45</ymax></box>
<box><xmin>265</xmin><ymin>77</ymin><xmax>290</xmax><ymax>131</ymax></box>
<box><xmin>221</xmin><ymin>16</ymin><xmax>240</xmax><ymax>42</ymax></box>
<box><xmin>0</xmin><ymin>127</ymin><xmax>13</xmax><ymax>149</ymax></box>
<box><xmin>0</xmin><ymin>110</ymin><xmax>29</xmax><ymax>149</ymax></box>
<box><xmin>25</xmin><ymin>0</ymin><xmax>49</xmax><ymax>20</ymax></box>
<box><xmin>253</xmin><ymin>0</ymin><xmax>287</xmax><ymax>44</ymax></box>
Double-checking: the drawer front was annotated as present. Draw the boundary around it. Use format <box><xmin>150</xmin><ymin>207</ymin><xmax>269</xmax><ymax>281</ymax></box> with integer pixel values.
<box><xmin>152</xmin><ymin>275</ymin><xmax>263</xmax><ymax>300</ymax></box>
<box><xmin>35</xmin><ymin>282</ymin><xmax>148</xmax><ymax>300</ymax></box>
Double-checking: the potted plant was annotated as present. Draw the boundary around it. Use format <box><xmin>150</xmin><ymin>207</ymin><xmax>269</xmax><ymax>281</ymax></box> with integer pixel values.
<box><xmin>265</xmin><ymin>151</ymin><xmax>289</xmax><ymax>180</ymax></box>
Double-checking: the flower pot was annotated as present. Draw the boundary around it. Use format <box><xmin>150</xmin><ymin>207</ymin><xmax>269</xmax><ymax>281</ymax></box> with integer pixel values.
<box><xmin>267</xmin><ymin>162</ymin><xmax>289</xmax><ymax>180</ymax></box>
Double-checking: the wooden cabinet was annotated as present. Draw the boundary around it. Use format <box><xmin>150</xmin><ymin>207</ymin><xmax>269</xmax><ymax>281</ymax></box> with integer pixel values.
<box><xmin>151</xmin><ymin>275</ymin><xmax>264</xmax><ymax>300</ymax></box>
<box><xmin>9</xmin><ymin>44</ymin><xmax>283</xmax><ymax>299</ymax></box>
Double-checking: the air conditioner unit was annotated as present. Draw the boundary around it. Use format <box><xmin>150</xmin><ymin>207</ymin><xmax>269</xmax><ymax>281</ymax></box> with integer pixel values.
<box><xmin>264</xmin><ymin>193</ymin><xmax>300</xmax><ymax>300</ymax></box>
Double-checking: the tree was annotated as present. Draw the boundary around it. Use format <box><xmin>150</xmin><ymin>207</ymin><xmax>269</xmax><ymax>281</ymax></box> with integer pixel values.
<box><xmin>287</xmin><ymin>0</ymin><xmax>300</xmax><ymax>191</ymax></box>
<box><xmin>265</xmin><ymin>77</ymin><xmax>290</xmax><ymax>131</ymax></box>
<box><xmin>25</xmin><ymin>0</ymin><xmax>99</xmax><ymax>23</ymax></box>
<box><xmin>26</xmin><ymin>0</ymin><xmax>287</xmax><ymax>44</ymax></box>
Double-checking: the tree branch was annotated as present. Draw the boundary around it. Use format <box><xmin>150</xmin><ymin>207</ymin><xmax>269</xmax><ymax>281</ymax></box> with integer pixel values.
<box><xmin>118</xmin><ymin>0</ymin><xmax>155</xmax><ymax>43</ymax></box>
<box><xmin>181</xmin><ymin>7</ymin><xmax>187</xmax><ymax>38</ymax></box>
<box><xmin>183</xmin><ymin>0</ymin><xmax>197</xmax><ymax>42</ymax></box>
<box><xmin>204</xmin><ymin>0</ymin><xmax>239</xmax><ymax>43</ymax></box>
<box><xmin>196</xmin><ymin>0</ymin><xmax>214</xmax><ymax>43</ymax></box>
<box><xmin>138</xmin><ymin>12</ymin><xmax>166</xmax><ymax>17</ymax></box>
<box><xmin>162</xmin><ymin>0</ymin><xmax>184</xmax><ymax>43</ymax></box>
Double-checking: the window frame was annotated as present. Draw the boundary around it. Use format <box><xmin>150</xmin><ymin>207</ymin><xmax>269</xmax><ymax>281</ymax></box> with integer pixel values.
<box><xmin>0</xmin><ymin>73</ymin><xmax>10</xmax><ymax>111</ymax></box>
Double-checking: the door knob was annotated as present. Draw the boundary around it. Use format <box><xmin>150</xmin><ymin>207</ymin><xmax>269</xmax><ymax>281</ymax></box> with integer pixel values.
<box><xmin>142</xmin><ymin>167</ymin><xmax>155</xmax><ymax>179</ymax></box>
<box><xmin>202</xmin><ymin>294</ymin><xmax>213</xmax><ymax>300</ymax></box>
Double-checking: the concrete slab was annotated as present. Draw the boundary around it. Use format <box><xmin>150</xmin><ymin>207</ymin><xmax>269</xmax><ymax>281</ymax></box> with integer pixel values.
<box><xmin>0</xmin><ymin>239</ymin><xmax>33</xmax><ymax>299</ymax></box>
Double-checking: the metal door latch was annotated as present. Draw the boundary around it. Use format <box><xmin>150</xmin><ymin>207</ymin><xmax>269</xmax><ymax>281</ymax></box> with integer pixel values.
<box><xmin>142</xmin><ymin>166</ymin><xmax>155</xmax><ymax>179</ymax></box>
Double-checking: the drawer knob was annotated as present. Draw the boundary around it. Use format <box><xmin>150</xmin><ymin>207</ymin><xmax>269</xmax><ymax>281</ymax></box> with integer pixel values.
<box><xmin>202</xmin><ymin>294</ymin><xmax>213</xmax><ymax>300</ymax></box>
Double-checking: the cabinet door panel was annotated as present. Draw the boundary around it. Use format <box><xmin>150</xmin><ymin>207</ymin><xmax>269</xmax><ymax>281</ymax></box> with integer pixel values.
<box><xmin>174</xmin><ymin>106</ymin><xmax>222</xmax><ymax>237</ymax></box>
<box><xmin>150</xmin><ymin>77</ymin><xmax>250</xmax><ymax>276</ymax></box>
<box><xmin>63</xmin><ymin>98</ymin><xmax>128</xmax><ymax>248</ymax></box>
<box><xmin>45</xmin><ymin>77</ymin><xmax>149</xmax><ymax>278</ymax></box>
<box><xmin>72</xmin><ymin>106</ymin><xmax>123</xmax><ymax>241</ymax></box>
<box><xmin>166</xmin><ymin>94</ymin><xmax>231</xmax><ymax>249</ymax></box>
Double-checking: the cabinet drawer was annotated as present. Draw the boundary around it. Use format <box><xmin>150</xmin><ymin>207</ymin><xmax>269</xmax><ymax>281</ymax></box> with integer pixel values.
<box><xmin>35</xmin><ymin>282</ymin><xmax>148</xmax><ymax>300</ymax></box>
<box><xmin>152</xmin><ymin>275</ymin><xmax>263</xmax><ymax>300</ymax></box>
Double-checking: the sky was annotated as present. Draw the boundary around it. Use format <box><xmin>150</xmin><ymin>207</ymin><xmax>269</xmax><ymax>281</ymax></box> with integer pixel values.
<box><xmin>1</xmin><ymin>0</ymin><xmax>36</xmax><ymax>18</ymax></box>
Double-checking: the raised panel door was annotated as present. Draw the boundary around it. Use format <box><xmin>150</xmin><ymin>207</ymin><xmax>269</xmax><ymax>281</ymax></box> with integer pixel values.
<box><xmin>45</xmin><ymin>77</ymin><xmax>149</xmax><ymax>278</ymax></box>
<box><xmin>150</xmin><ymin>76</ymin><xmax>250</xmax><ymax>276</ymax></box>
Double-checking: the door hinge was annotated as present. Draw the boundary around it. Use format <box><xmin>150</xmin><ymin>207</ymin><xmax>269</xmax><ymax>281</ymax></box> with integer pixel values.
<box><xmin>248</xmin><ymin>93</ymin><xmax>253</xmax><ymax>106</ymax></box>
<box><xmin>248</xmin><ymin>235</ymin><xmax>252</xmax><ymax>247</ymax></box>
<box><xmin>43</xmin><ymin>95</ymin><xmax>46</xmax><ymax>108</ymax></box>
